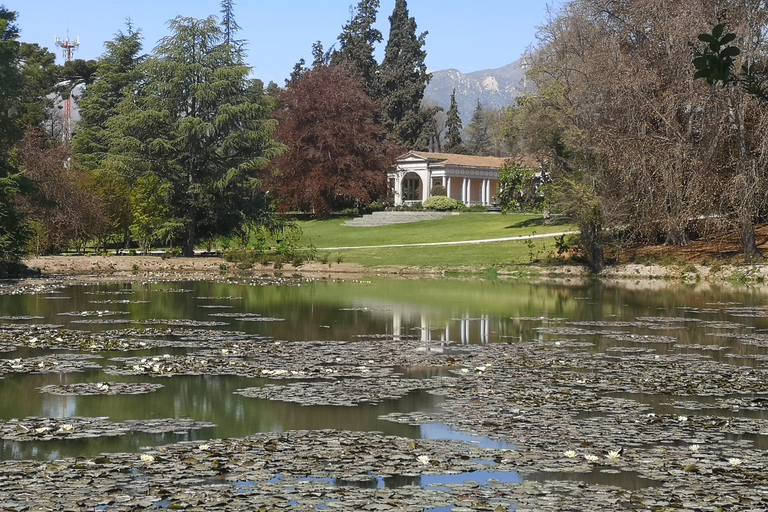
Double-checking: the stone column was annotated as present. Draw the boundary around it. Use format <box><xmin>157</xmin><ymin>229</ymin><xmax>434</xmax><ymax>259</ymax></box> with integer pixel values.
<box><xmin>446</xmin><ymin>177</ymin><xmax>452</xmax><ymax>199</ymax></box>
<box><xmin>395</xmin><ymin>172</ymin><xmax>404</xmax><ymax>206</ymax></box>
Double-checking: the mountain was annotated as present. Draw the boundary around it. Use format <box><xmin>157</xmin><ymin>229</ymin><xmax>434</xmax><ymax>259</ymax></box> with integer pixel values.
<box><xmin>423</xmin><ymin>58</ymin><xmax>530</xmax><ymax>124</ymax></box>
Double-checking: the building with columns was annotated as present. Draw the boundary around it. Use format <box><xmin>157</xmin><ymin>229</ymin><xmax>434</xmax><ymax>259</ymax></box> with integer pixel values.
<box><xmin>389</xmin><ymin>151</ymin><xmax>509</xmax><ymax>207</ymax></box>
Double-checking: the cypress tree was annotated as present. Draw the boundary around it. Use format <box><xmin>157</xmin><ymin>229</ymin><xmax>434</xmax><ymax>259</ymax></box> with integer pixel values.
<box><xmin>332</xmin><ymin>0</ymin><xmax>382</xmax><ymax>96</ymax></box>
<box><xmin>443</xmin><ymin>89</ymin><xmax>466</xmax><ymax>154</ymax></box>
<box><xmin>378</xmin><ymin>0</ymin><xmax>430</xmax><ymax>149</ymax></box>
<box><xmin>466</xmin><ymin>100</ymin><xmax>491</xmax><ymax>155</ymax></box>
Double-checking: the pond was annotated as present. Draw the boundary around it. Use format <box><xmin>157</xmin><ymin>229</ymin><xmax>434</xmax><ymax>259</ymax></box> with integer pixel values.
<box><xmin>1</xmin><ymin>276</ymin><xmax>768</xmax><ymax>510</ymax></box>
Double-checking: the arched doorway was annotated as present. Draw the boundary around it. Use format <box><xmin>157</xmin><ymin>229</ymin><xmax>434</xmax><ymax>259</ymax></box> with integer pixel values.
<box><xmin>401</xmin><ymin>172</ymin><xmax>422</xmax><ymax>202</ymax></box>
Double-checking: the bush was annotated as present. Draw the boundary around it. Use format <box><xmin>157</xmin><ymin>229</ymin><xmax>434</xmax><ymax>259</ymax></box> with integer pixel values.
<box><xmin>423</xmin><ymin>196</ymin><xmax>464</xmax><ymax>211</ymax></box>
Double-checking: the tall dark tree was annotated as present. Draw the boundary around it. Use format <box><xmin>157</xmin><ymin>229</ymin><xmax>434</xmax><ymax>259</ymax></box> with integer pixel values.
<box><xmin>273</xmin><ymin>65</ymin><xmax>399</xmax><ymax>217</ymax></box>
<box><xmin>220</xmin><ymin>0</ymin><xmax>245</xmax><ymax>58</ymax></box>
<box><xmin>105</xmin><ymin>16</ymin><xmax>285</xmax><ymax>256</ymax></box>
<box><xmin>73</xmin><ymin>26</ymin><xmax>143</xmax><ymax>171</ymax></box>
<box><xmin>0</xmin><ymin>6</ymin><xmax>29</xmax><ymax>265</ymax></box>
<box><xmin>378</xmin><ymin>0</ymin><xmax>430</xmax><ymax>149</ymax></box>
<box><xmin>18</xmin><ymin>43</ymin><xmax>57</xmax><ymax>130</ymax></box>
<box><xmin>443</xmin><ymin>89</ymin><xmax>465</xmax><ymax>154</ymax></box>
<box><xmin>466</xmin><ymin>100</ymin><xmax>491</xmax><ymax>156</ymax></box>
<box><xmin>332</xmin><ymin>0</ymin><xmax>382</xmax><ymax>96</ymax></box>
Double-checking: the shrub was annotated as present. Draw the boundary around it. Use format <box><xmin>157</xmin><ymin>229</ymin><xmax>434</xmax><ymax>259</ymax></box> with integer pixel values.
<box><xmin>423</xmin><ymin>196</ymin><xmax>463</xmax><ymax>211</ymax></box>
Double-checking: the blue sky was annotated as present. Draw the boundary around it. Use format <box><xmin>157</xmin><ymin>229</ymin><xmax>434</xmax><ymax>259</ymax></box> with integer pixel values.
<box><xmin>8</xmin><ymin>0</ymin><xmax>556</xmax><ymax>85</ymax></box>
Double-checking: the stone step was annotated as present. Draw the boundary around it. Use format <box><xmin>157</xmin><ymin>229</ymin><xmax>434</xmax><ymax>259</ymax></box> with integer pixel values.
<box><xmin>345</xmin><ymin>211</ymin><xmax>455</xmax><ymax>227</ymax></box>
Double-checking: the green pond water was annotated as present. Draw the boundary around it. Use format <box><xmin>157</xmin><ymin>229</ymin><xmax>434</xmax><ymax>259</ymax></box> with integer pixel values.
<box><xmin>1</xmin><ymin>276</ymin><xmax>768</xmax><ymax>485</ymax></box>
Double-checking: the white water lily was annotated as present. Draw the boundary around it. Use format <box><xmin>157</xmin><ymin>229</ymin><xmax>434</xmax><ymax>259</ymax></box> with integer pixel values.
<box><xmin>198</xmin><ymin>444</ymin><xmax>210</xmax><ymax>451</ymax></box>
<box><xmin>728</xmin><ymin>458</ymin><xmax>742</xmax><ymax>466</ymax></box>
<box><xmin>460</xmin><ymin>368</ymin><xmax>470</xmax><ymax>374</ymax></box>
<box><xmin>140</xmin><ymin>454</ymin><xmax>155</xmax><ymax>462</ymax></box>
<box><xmin>35</xmin><ymin>427</ymin><xmax>50</xmax><ymax>434</ymax></box>
<box><xmin>584</xmin><ymin>454</ymin><xmax>599</xmax><ymax>463</ymax></box>
<box><xmin>607</xmin><ymin>450</ymin><xmax>621</xmax><ymax>460</ymax></box>
<box><xmin>475</xmin><ymin>366</ymin><xmax>487</xmax><ymax>372</ymax></box>
<box><xmin>688</xmin><ymin>444</ymin><xmax>700</xmax><ymax>452</ymax></box>
<box><xmin>59</xmin><ymin>424</ymin><xmax>74</xmax><ymax>432</ymax></box>
<box><xmin>564</xmin><ymin>450</ymin><xmax>577</xmax><ymax>458</ymax></box>
<box><xmin>678</xmin><ymin>415</ymin><xmax>688</xmax><ymax>422</ymax></box>
<box><xmin>417</xmin><ymin>455</ymin><xmax>430</xmax><ymax>465</ymax></box>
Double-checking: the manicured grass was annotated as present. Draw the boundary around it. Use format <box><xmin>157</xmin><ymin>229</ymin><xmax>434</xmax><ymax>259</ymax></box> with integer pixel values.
<box><xmin>318</xmin><ymin>238</ymin><xmax>558</xmax><ymax>268</ymax></box>
<box><xmin>297</xmin><ymin>212</ymin><xmax>575</xmax><ymax>268</ymax></box>
<box><xmin>299</xmin><ymin>213</ymin><xmax>571</xmax><ymax>249</ymax></box>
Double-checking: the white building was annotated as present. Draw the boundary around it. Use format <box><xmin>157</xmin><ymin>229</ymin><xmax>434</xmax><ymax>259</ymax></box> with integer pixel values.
<box><xmin>389</xmin><ymin>151</ymin><xmax>509</xmax><ymax>207</ymax></box>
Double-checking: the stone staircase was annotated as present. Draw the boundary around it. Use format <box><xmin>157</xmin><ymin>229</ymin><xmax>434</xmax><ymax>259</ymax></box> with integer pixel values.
<box><xmin>345</xmin><ymin>211</ymin><xmax>455</xmax><ymax>227</ymax></box>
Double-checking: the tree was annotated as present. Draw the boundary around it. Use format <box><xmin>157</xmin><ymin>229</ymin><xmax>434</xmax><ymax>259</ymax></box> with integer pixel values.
<box><xmin>0</xmin><ymin>6</ymin><xmax>29</xmax><ymax>265</ymax></box>
<box><xmin>332</xmin><ymin>0</ymin><xmax>382</xmax><ymax>96</ymax></box>
<box><xmin>106</xmin><ymin>15</ymin><xmax>285</xmax><ymax>256</ymax></box>
<box><xmin>18</xmin><ymin>43</ymin><xmax>58</xmax><ymax>130</ymax></box>
<box><xmin>73</xmin><ymin>26</ymin><xmax>144</xmax><ymax>171</ymax></box>
<box><xmin>443</xmin><ymin>88</ymin><xmax>466</xmax><ymax>153</ymax></box>
<box><xmin>272</xmin><ymin>65</ymin><xmax>399</xmax><ymax>217</ymax></box>
<box><xmin>13</xmin><ymin>131</ymin><xmax>108</xmax><ymax>254</ymax></box>
<box><xmin>466</xmin><ymin>100</ymin><xmax>492</xmax><ymax>156</ymax></box>
<box><xmin>378</xmin><ymin>0</ymin><xmax>431</xmax><ymax>149</ymax></box>
<box><xmin>220</xmin><ymin>0</ymin><xmax>244</xmax><ymax>54</ymax></box>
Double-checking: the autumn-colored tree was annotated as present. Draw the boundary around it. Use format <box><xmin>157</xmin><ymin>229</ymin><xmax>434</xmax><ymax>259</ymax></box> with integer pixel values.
<box><xmin>14</xmin><ymin>131</ymin><xmax>108</xmax><ymax>254</ymax></box>
<box><xmin>273</xmin><ymin>65</ymin><xmax>399</xmax><ymax>217</ymax></box>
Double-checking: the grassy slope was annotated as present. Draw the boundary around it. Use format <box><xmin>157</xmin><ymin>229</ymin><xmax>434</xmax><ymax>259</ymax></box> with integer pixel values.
<box><xmin>298</xmin><ymin>213</ymin><xmax>574</xmax><ymax>268</ymax></box>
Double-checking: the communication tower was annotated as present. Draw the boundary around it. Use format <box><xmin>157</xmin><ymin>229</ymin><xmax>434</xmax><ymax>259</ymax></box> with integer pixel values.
<box><xmin>54</xmin><ymin>34</ymin><xmax>80</xmax><ymax>141</ymax></box>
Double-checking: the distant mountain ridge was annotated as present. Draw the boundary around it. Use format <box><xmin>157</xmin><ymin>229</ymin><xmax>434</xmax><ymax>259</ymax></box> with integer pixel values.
<box><xmin>424</xmin><ymin>58</ymin><xmax>530</xmax><ymax>124</ymax></box>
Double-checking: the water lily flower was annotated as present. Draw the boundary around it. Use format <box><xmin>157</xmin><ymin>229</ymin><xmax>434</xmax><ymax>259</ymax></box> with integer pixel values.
<box><xmin>460</xmin><ymin>368</ymin><xmax>470</xmax><ymax>374</ymax></box>
<box><xmin>688</xmin><ymin>444</ymin><xmax>700</xmax><ymax>452</ymax></box>
<box><xmin>564</xmin><ymin>450</ymin><xmax>577</xmax><ymax>458</ymax></box>
<box><xmin>417</xmin><ymin>455</ymin><xmax>430</xmax><ymax>465</ymax></box>
<box><xmin>728</xmin><ymin>458</ymin><xmax>741</xmax><ymax>466</ymax></box>
<box><xmin>584</xmin><ymin>454</ymin><xmax>599</xmax><ymax>463</ymax></box>
<box><xmin>198</xmin><ymin>444</ymin><xmax>210</xmax><ymax>451</ymax></box>
<box><xmin>678</xmin><ymin>415</ymin><xmax>688</xmax><ymax>422</ymax></box>
<box><xmin>140</xmin><ymin>454</ymin><xmax>155</xmax><ymax>462</ymax></box>
<box><xmin>607</xmin><ymin>450</ymin><xmax>621</xmax><ymax>459</ymax></box>
<box><xmin>35</xmin><ymin>427</ymin><xmax>50</xmax><ymax>434</ymax></box>
<box><xmin>59</xmin><ymin>424</ymin><xmax>74</xmax><ymax>432</ymax></box>
<box><xmin>475</xmin><ymin>366</ymin><xmax>487</xmax><ymax>372</ymax></box>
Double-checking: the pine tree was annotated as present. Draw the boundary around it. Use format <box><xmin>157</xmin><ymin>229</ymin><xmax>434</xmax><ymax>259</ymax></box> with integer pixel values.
<box><xmin>105</xmin><ymin>16</ymin><xmax>285</xmax><ymax>256</ymax></box>
<box><xmin>443</xmin><ymin>89</ymin><xmax>466</xmax><ymax>154</ymax></box>
<box><xmin>0</xmin><ymin>7</ymin><xmax>30</xmax><ymax>264</ymax></box>
<box><xmin>378</xmin><ymin>0</ymin><xmax>430</xmax><ymax>149</ymax></box>
<box><xmin>466</xmin><ymin>100</ymin><xmax>491</xmax><ymax>155</ymax></box>
<box><xmin>332</xmin><ymin>0</ymin><xmax>382</xmax><ymax>96</ymax></box>
<box><xmin>220</xmin><ymin>0</ymin><xmax>245</xmax><ymax>59</ymax></box>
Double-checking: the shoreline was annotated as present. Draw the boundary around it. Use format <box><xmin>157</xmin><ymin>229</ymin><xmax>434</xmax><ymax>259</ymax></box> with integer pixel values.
<box><xmin>1</xmin><ymin>254</ymin><xmax>764</xmax><ymax>293</ymax></box>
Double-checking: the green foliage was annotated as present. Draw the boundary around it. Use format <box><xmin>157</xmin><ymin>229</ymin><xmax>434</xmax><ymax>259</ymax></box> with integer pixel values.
<box><xmin>497</xmin><ymin>162</ymin><xmax>548</xmax><ymax>213</ymax></box>
<box><xmin>332</xmin><ymin>0</ymin><xmax>382</xmax><ymax>96</ymax></box>
<box><xmin>423</xmin><ymin>195</ymin><xmax>463</xmax><ymax>211</ymax></box>
<box><xmin>378</xmin><ymin>0</ymin><xmax>431</xmax><ymax>149</ymax></box>
<box><xmin>105</xmin><ymin>15</ymin><xmax>285</xmax><ymax>256</ymax></box>
<box><xmin>443</xmin><ymin>88</ymin><xmax>465</xmax><ymax>154</ymax></box>
<box><xmin>693</xmin><ymin>23</ymin><xmax>767</xmax><ymax>101</ymax></box>
<box><xmin>466</xmin><ymin>100</ymin><xmax>491</xmax><ymax>156</ymax></box>
<box><xmin>129</xmin><ymin>174</ymin><xmax>177</xmax><ymax>254</ymax></box>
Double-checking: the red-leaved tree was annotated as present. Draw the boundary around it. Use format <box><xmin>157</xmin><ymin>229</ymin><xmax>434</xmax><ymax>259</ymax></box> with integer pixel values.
<box><xmin>272</xmin><ymin>65</ymin><xmax>400</xmax><ymax>217</ymax></box>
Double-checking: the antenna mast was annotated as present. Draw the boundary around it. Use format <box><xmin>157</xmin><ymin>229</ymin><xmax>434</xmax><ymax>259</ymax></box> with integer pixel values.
<box><xmin>54</xmin><ymin>33</ymin><xmax>80</xmax><ymax>140</ymax></box>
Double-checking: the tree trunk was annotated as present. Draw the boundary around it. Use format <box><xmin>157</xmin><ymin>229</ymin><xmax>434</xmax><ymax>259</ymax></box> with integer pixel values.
<box><xmin>741</xmin><ymin>216</ymin><xmax>760</xmax><ymax>260</ymax></box>
<box><xmin>183</xmin><ymin>206</ymin><xmax>197</xmax><ymax>257</ymax></box>
<box><xmin>581</xmin><ymin>218</ymin><xmax>605</xmax><ymax>274</ymax></box>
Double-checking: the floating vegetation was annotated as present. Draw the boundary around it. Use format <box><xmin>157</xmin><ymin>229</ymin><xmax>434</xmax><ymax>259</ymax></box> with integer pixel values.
<box><xmin>58</xmin><ymin>310</ymin><xmax>130</xmax><ymax>317</ymax></box>
<box><xmin>38</xmin><ymin>382</ymin><xmax>164</xmax><ymax>396</ymax></box>
<box><xmin>0</xmin><ymin>354</ymin><xmax>103</xmax><ymax>374</ymax></box>
<box><xmin>0</xmin><ymin>416</ymin><xmax>214</xmax><ymax>442</ymax></box>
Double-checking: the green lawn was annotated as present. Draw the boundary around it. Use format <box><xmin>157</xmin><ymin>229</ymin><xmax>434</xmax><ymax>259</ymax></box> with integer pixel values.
<box><xmin>298</xmin><ymin>213</ymin><xmax>575</xmax><ymax>268</ymax></box>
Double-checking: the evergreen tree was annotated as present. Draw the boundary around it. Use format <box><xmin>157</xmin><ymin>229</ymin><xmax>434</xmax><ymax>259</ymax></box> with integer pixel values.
<box><xmin>105</xmin><ymin>16</ymin><xmax>285</xmax><ymax>256</ymax></box>
<box><xmin>443</xmin><ymin>89</ymin><xmax>466</xmax><ymax>154</ymax></box>
<box><xmin>18</xmin><ymin>43</ymin><xmax>57</xmax><ymax>130</ymax></box>
<box><xmin>0</xmin><ymin>7</ymin><xmax>29</xmax><ymax>265</ymax></box>
<box><xmin>220</xmin><ymin>0</ymin><xmax>245</xmax><ymax>59</ymax></box>
<box><xmin>465</xmin><ymin>100</ymin><xmax>491</xmax><ymax>155</ymax></box>
<box><xmin>73</xmin><ymin>26</ymin><xmax>143</xmax><ymax>171</ymax></box>
<box><xmin>332</xmin><ymin>0</ymin><xmax>382</xmax><ymax>96</ymax></box>
<box><xmin>378</xmin><ymin>0</ymin><xmax>430</xmax><ymax>149</ymax></box>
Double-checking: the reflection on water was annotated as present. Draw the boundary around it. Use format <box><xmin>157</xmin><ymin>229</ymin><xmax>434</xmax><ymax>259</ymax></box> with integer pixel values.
<box><xmin>2</xmin><ymin>278</ymin><xmax>768</xmax><ymax>485</ymax></box>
